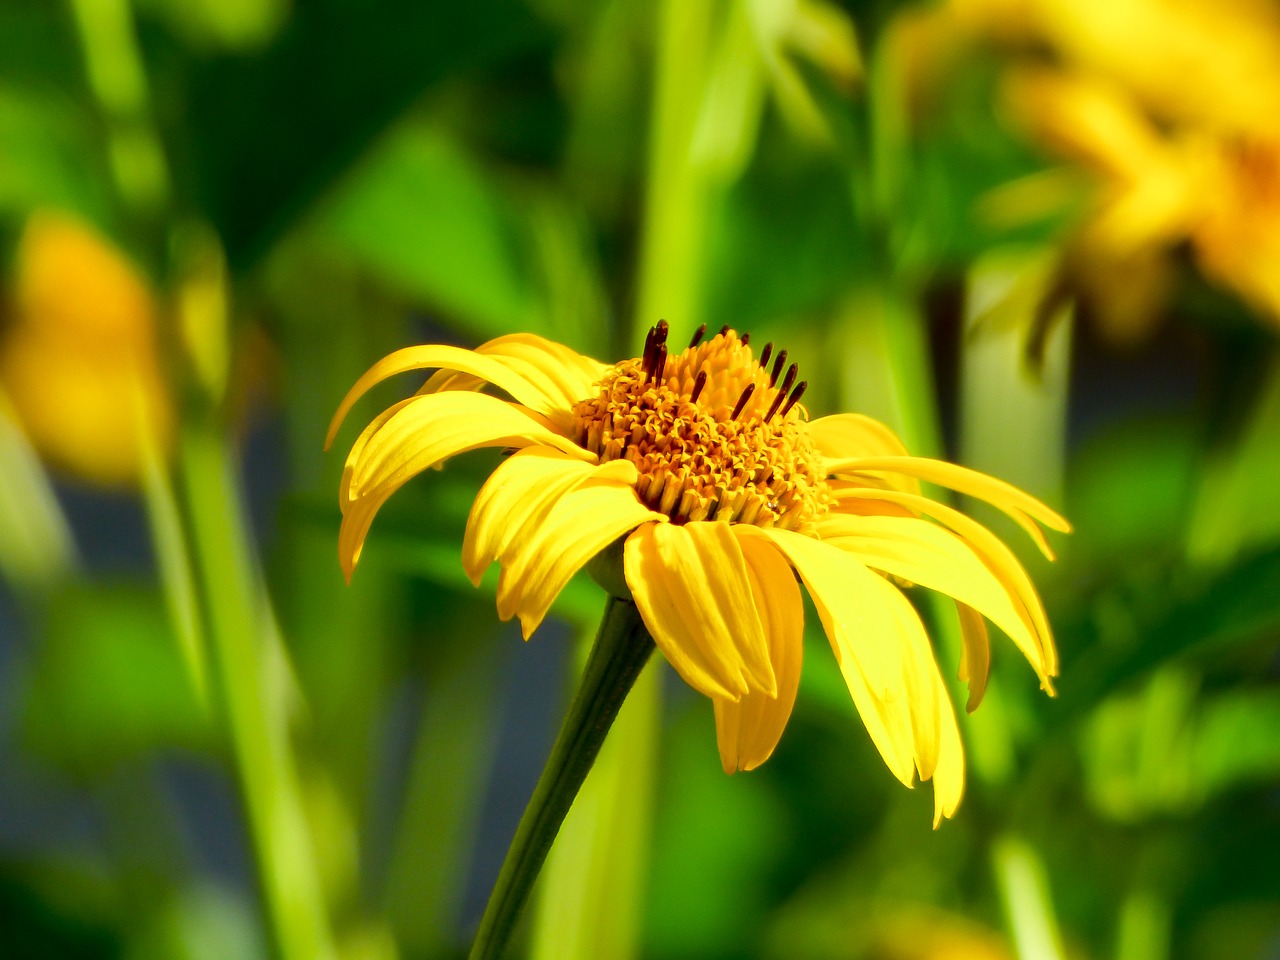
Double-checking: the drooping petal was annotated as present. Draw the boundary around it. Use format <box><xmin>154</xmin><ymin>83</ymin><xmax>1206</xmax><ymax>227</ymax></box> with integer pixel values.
<box><xmin>871</xmin><ymin>573</ymin><xmax>943</xmax><ymax>782</ymax></box>
<box><xmin>748</xmin><ymin>527</ymin><xmax>916</xmax><ymax>787</ymax></box>
<box><xmin>829</xmin><ymin>486</ymin><xmax>1057</xmax><ymax>679</ymax></box>
<box><xmin>422</xmin><ymin>333</ymin><xmax>606</xmax><ymax>414</ymax></box>
<box><xmin>326</xmin><ymin>343</ymin><xmax>578</xmax><ymax>449</ymax></box>
<box><xmin>822</xmin><ymin>455</ymin><xmax>1070</xmax><ymax>557</ymax></box>
<box><xmin>337</xmin><ymin>486</ymin><xmax>396</xmax><ymax>582</ymax></box>
<box><xmin>712</xmin><ymin>528</ymin><xmax>805</xmax><ymax>773</ymax></box>
<box><xmin>336</xmin><ymin>397</ymin><xmax>420</xmax><ymax>580</ymax></box>
<box><xmin>339</xmin><ymin>396</ymin><xmax>417</xmax><ymax>509</ymax></box>
<box><xmin>462</xmin><ymin>447</ymin><xmax>637</xmax><ymax>584</ymax></box>
<box><xmin>817</xmin><ymin>513</ymin><xmax>1054</xmax><ymax>690</ymax></box>
<box><xmin>624</xmin><ymin>521</ymin><xmax>775</xmax><ymax>702</ymax></box>
<box><xmin>955</xmin><ymin>601</ymin><xmax>991</xmax><ymax>713</ymax></box>
<box><xmin>929</xmin><ymin>669</ymin><xmax>965</xmax><ymax>826</ymax></box>
<box><xmin>350</xmin><ymin>391</ymin><xmax>594</xmax><ymax>502</ymax></box>
<box><xmin>494</xmin><ymin>482</ymin><xmax>665</xmax><ymax>638</ymax></box>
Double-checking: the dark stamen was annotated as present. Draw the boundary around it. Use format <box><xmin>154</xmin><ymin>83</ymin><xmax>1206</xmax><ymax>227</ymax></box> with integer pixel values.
<box><xmin>777</xmin><ymin>363</ymin><xmax>798</xmax><ymax>397</ymax></box>
<box><xmin>758</xmin><ymin>342</ymin><xmax>773</xmax><ymax>369</ymax></box>
<box><xmin>770</xmin><ymin>350</ymin><xmax>788</xmax><ymax>386</ymax></box>
<box><xmin>719</xmin><ymin>324</ymin><xmax>730</xmax><ymax>337</ymax></box>
<box><xmin>731</xmin><ymin>383</ymin><xmax>756</xmax><ymax>419</ymax></box>
<box><xmin>780</xmin><ymin>381</ymin><xmax>808</xmax><ymax>417</ymax></box>
<box><xmin>740</xmin><ymin>332</ymin><xmax>750</xmax><ymax>346</ymax></box>
<box><xmin>654</xmin><ymin>319</ymin><xmax>669</xmax><ymax>346</ymax></box>
<box><xmin>650</xmin><ymin>343</ymin><xmax>668</xmax><ymax>383</ymax></box>
<box><xmin>690</xmin><ymin>370</ymin><xmax>708</xmax><ymax>402</ymax></box>
<box><xmin>642</xmin><ymin>325</ymin><xmax>657</xmax><ymax>374</ymax></box>
<box><xmin>763</xmin><ymin>366</ymin><xmax>797</xmax><ymax>422</ymax></box>
<box><xmin>764</xmin><ymin>390</ymin><xmax>787</xmax><ymax>423</ymax></box>
<box><xmin>688</xmin><ymin>323</ymin><xmax>707</xmax><ymax>348</ymax></box>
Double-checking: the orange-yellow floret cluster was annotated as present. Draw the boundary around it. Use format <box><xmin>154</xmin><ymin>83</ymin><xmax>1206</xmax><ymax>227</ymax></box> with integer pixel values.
<box><xmin>571</xmin><ymin>329</ymin><xmax>830</xmax><ymax>530</ymax></box>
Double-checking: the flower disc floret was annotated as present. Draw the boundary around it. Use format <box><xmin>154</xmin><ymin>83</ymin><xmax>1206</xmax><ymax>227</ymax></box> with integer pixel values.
<box><xmin>571</xmin><ymin>325</ymin><xmax>829</xmax><ymax>531</ymax></box>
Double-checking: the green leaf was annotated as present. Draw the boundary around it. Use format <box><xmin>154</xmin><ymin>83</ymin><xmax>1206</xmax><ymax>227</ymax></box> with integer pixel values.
<box><xmin>21</xmin><ymin>580</ymin><xmax>211</xmax><ymax>771</ymax></box>
<box><xmin>183</xmin><ymin>0</ymin><xmax>548</xmax><ymax>266</ymax></box>
<box><xmin>314</xmin><ymin>125</ymin><xmax>542</xmax><ymax>339</ymax></box>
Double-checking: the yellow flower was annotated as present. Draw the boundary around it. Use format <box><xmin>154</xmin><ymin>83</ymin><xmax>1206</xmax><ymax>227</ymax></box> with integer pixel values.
<box><xmin>0</xmin><ymin>210</ymin><xmax>172</xmax><ymax>486</ymax></box>
<box><xmin>327</xmin><ymin>324</ymin><xmax>1067</xmax><ymax>824</ymax></box>
<box><xmin>948</xmin><ymin>0</ymin><xmax>1280</xmax><ymax>336</ymax></box>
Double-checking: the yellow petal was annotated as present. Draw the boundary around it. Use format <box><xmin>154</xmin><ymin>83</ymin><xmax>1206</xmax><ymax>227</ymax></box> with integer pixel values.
<box><xmin>817</xmin><ymin>513</ymin><xmax>1053</xmax><ymax>689</ymax></box>
<box><xmin>712</xmin><ymin>529</ymin><xmax>805</xmax><ymax>773</ymax></box>
<box><xmin>823</xmin><ymin>454</ymin><xmax>1070</xmax><ymax>555</ymax></box>
<box><xmin>495</xmin><ymin>482</ymin><xmax>665</xmax><ymax>638</ymax></box>
<box><xmin>326</xmin><ymin>343</ymin><xmax>578</xmax><ymax>449</ymax></box>
<box><xmin>809</xmin><ymin>414</ymin><xmax>919</xmax><ymax>493</ymax></box>
<box><xmin>749</xmin><ymin>527</ymin><xmax>915</xmax><ymax>786</ymax></box>
<box><xmin>874</xmin><ymin>574</ymin><xmax>942</xmax><ymax>783</ymax></box>
<box><xmin>335</xmin><ymin>398</ymin><xmax>424</xmax><ymax>580</ymax></box>
<box><xmin>422</xmin><ymin>333</ymin><xmax>606</xmax><ymax>414</ymax></box>
<box><xmin>337</xmin><ymin>486</ymin><xmax>396</xmax><ymax>582</ymax></box>
<box><xmin>830</xmin><ymin>486</ymin><xmax>1057</xmax><ymax>680</ymax></box>
<box><xmin>339</xmin><ymin>396</ymin><xmax>417</xmax><ymax>507</ymax></box>
<box><xmin>930</xmin><ymin>671</ymin><xmax>965</xmax><ymax>827</ymax></box>
<box><xmin>462</xmin><ymin>447</ymin><xmax>637</xmax><ymax>583</ymax></box>
<box><xmin>624</xmin><ymin>521</ymin><xmax>776</xmax><ymax>701</ymax></box>
<box><xmin>350</xmin><ymin>391</ymin><xmax>593</xmax><ymax>501</ymax></box>
<box><xmin>955</xmin><ymin>601</ymin><xmax>991</xmax><ymax>714</ymax></box>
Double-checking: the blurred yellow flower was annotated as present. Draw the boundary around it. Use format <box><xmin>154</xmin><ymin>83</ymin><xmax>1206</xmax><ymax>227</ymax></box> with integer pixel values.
<box><xmin>328</xmin><ymin>325</ymin><xmax>1067</xmax><ymax>824</ymax></box>
<box><xmin>1</xmin><ymin>210</ymin><xmax>171</xmax><ymax>486</ymax></box>
<box><xmin>957</xmin><ymin>0</ymin><xmax>1280</xmax><ymax>337</ymax></box>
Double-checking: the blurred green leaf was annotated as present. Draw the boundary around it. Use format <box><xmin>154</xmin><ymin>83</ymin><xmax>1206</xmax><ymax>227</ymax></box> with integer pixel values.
<box><xmin>313</xmin><ymin>124</ymin><xmax>542</xmax><ymax>339</ymax></box>
<box><xmin>1066</xmin><ymin>414</ymin><xmax>1199</xmax><ymax>564</ymax></box>
<box><xmin>138</xmin><ymin>0</ymin><xmax>289</xmax><ymax>52</ymax></box>
<box><xmin>644</xmin><ymin>698</ymin><xmax>789</xmax><ymax>959</ymax></box>
<box><xmin>20</xmin><ymin>580</ymin><xmax>211</xmax><ymax>770</ymax></box>
<box><xmin>182</xmin><ymin>0</ymin><xmax>548</xmax><ymax>266</ymax></box>
<box><xmin>0</xmin><ymin>87</ymin><xmax>111</xmax><ymax>221</ymax></box>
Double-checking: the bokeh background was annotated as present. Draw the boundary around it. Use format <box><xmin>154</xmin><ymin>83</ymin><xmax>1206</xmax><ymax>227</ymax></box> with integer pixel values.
<box><xmin>2</xmin><ymin>0</ymin><xmax>1279</xmax><ymax>958</ymax></box>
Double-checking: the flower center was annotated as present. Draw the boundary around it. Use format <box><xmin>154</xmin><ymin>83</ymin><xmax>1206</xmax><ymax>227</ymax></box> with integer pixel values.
<box><xmin>571</xmin><ymin>322</ymin><xmax>830</xmax><ymax>530</ymax></box>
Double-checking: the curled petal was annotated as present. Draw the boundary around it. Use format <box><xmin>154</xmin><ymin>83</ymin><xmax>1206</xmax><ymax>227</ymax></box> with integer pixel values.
<box><xmin>422</xmin><ymin>333</ymin><xmax>607</xmax><ymax>415</ymax></box>
<box><xmin>350</xmin><ymin>391</ymin><xmax>593</xmax><ymax>502</ymax></box>
<box><xmin>326</xmin><ymin>343</ymin><xmax>579</xmax><ymax>448</ymax></box>
<box><xmin>625</xmin><ymin>521</ymin><xmax>775</xmax><ymax>702</ymax></box>
<box><xmin>712</xmin><ymin>529</ymin><xmax>805</xmax><ymax>773</ymax></box>
<box><xmin>337</xmin><ymin>487</ymin><xmax>396</xmax><ymax>582</ymax></box>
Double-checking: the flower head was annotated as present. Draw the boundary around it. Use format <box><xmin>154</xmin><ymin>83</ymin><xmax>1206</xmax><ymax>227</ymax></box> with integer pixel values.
<box><xmin>1</xmin><ymin>210</ymin><xmax>172</xmax><ymax>486</ymax></box>
<box><xmin>327</xmin><ymin>325</ymin><xmax>1068</xmax><ymax>824</ymax></box>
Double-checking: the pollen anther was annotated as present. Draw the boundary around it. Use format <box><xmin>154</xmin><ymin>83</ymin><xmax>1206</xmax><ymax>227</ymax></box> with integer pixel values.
<box><xmin>571</xmin><ymin>325</ymin><xmax>828</xmax><ymax>530</ymax></box>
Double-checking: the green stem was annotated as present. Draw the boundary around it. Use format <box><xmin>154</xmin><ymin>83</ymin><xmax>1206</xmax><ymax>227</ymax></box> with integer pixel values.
<box><xmin>469</xmin><ymin>596</ymin><xmax>656</xmax><ymax>960</ymax></box>
<box><xmin>181</xmin><ymin>421</ymin><xmax>335</xmax><ymax>960</ymax></box>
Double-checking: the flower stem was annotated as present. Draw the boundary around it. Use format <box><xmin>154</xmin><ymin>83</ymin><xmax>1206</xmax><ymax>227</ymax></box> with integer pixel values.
<box><xmin>469</xmin><ymin>596</ymin><xmax>656</xmax><ymax>960</ymax></box>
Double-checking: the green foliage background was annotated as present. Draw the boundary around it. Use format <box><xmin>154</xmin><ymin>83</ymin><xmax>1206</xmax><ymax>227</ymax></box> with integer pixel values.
<box><xmin>1</xmin><ymin>1</ymin><xmax>1278</xmax><ymax>958</ymax></box>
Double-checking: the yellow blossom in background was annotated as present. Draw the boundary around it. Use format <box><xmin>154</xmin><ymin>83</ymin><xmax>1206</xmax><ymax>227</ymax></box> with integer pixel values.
<box><xmin>327</xmin><ymin>324</ymin><xmax>1068</xmax><ymax>824</ymax></box>
<box><xmin>1</xmin><ymin>210</ymin><xmax>171</xmax><ymax>486</ymax></box>
<box><xmin>927</xmin><ymin>0</ymin><xmax>1280</xmax><ymax>339</ymax></box>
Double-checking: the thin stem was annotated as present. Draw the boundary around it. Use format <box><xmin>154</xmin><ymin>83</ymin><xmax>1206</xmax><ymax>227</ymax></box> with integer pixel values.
<box><xmin>469</xmin><ymin>597</ymin><xmax>656</xmax><ymax>960</ymax></box>
<box><xmin>181</xmin><ymin>421</ymin><xmax>336</xmax><ymax>960</ymax></box>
